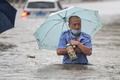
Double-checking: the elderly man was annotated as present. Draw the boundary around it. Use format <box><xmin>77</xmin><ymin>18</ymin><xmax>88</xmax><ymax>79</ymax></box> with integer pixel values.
<box><xmin>56</xmin><ymin>15</ymin><xmax>92</xmax><ymax>64</ymax></box>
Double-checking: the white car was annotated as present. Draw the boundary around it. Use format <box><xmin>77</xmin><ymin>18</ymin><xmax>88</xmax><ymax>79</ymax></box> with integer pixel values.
<box><xmin>22</xmin><ymin>0</ymin><xmax>63</xmax><ymax>18</ymax></box>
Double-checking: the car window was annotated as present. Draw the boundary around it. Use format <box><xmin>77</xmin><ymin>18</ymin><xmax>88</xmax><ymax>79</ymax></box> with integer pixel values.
<box><xmin>27</xmin><ymin>2</ymin><xmax>55</xmax><ymax>8</ymax></box>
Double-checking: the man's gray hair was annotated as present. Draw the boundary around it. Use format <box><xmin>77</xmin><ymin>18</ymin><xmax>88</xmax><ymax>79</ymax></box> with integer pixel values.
<box><xmin>68</xmin><ymin>16</ymin><xmax>81</xmax><ymax>24</ymax></box>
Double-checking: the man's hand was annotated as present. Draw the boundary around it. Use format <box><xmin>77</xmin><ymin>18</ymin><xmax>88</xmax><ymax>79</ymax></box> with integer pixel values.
<box><xmin>70</xmin><ymin>40</ymin><xmax>92</xmax><ymax>55</ymax></box>
<box><xmin>70</xmin><ymin>40</ymin><xmax>82</xmax><ymax>53</ymax></box>
<box><xmin>70</xmin><ymin>40</ymin><xmax>79</xmax><ymax>46</ymax></box>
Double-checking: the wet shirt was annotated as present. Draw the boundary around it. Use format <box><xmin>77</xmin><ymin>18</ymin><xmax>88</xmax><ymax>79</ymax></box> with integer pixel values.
<box><xmin>57</xmin><ymin>30</ymin><xmax>92</xmax><ymax>64</ymax></box>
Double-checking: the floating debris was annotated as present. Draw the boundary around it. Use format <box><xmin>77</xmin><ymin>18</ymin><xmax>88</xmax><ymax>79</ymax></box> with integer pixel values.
<box><xmin>27</xmin><ymin>54</ymin><xmax>35</xmax><ymax>58</ymax></box>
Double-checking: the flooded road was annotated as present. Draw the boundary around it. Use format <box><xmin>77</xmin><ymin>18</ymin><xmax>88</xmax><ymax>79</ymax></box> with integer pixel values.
<box><xmin>0</xmin><ymin>2</ymin><xmax>120</xmax><ymax>80</ymax></box>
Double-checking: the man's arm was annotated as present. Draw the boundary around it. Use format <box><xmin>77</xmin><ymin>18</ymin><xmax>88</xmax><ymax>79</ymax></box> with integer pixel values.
<box><xmin>56</xmin><ymin>32</ymin><xmax>68</xmax><ymax>55</ymax></box>
<box><xmin>70</xmin><ymin>40</ymin><xmax>92</xmax><ymax>56</ymax></box>
<box><xmin>56</xmin><ymin>48</ymin><xmax>68</xmax><ymax>55</ymax></box>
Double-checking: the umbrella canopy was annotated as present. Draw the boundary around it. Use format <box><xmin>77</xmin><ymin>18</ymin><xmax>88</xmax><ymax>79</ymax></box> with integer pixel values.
<box><xmin>34</xmin><ymin>6</ymin><xmax>102</xmax><ymax>50</ymax></box>
<box><xmin>0</xmin><ymin>0</ymin><xmax>17</xmax><ymax>33</ymax></box>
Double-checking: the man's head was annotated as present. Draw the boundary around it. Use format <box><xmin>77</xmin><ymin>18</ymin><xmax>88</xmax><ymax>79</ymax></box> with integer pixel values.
<box><xmin>68</xmin><ymin>16</ymin><xmax>81</xmax><ymax>35</ymax></box>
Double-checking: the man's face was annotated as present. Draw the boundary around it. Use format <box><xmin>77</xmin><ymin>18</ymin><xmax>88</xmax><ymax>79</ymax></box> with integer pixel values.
<box><xmin>69</xmin><ymin>17</ymin><xmax>81</xmax><ymax>30</ymax></box>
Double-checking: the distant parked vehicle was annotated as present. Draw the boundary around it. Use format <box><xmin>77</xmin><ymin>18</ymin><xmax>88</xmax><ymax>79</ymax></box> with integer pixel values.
<box><xmin>21</xmin><ymin>0</ymin><xmax>63</xmax><ymax>18</ymax></box>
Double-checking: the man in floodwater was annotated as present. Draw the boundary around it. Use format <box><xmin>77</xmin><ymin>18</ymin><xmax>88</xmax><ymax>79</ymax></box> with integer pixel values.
<box><xmin>56</xmin><ymin>16</ymin><xmax>92</xmax><ymax>64</ymax></box>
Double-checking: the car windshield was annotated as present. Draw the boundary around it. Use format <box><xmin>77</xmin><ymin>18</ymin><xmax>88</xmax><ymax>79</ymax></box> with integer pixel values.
<box><xmin>27</xmin><ymin>2</ymin><xmax>55</xmax><ymax>8</ymax></box>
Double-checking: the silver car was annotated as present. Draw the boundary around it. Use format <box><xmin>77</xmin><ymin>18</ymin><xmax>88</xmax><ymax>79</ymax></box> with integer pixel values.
<box><xmin>22</xmin><ymin>0</ymin><xmax>63</xmax><ymax>18</ymax></box>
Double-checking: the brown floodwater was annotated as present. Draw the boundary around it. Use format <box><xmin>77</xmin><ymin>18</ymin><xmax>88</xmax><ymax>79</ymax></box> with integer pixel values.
<box><xmin>0</xmin><ymin>23</ymin><xmax>120</xmax><ymax>80</ymax></box>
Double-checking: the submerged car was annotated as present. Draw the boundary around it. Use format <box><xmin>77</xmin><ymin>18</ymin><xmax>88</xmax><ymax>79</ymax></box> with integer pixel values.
<box><xmin>21</xmin><ymin>0</ymin><xmax>63</xmax><ymax>18</ymax></box>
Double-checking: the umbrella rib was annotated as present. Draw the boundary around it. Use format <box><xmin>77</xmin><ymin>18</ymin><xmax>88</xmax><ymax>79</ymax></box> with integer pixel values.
<box><xmin>81</xmin><ymin>18</ymin><xmax>101</xmax><ymax>25</ymax></box>
<box><xmin>66</xmin><ymin>10</ymin><xmax>83</xmax><ymax>18</ymax></box>
<box><xmin>52</xmin><ymin>19</ymin><xmax>62</xmax><ymax>21</ymax></box>
<box><xmin>38</xmin><ymin>19</ymin><xmax>62</xmax><ymax>30</ymax></box>
<box><xmin>57</xmin><ymin>13</ymin><xmax>63</xmax><ymax>19</ymax></box>
<box><xmin>41</xmin><ymin>20</ymin><xmax>62</xmax><ymax>44</ymax></box>
<box><xmin>71</xmin><ymin>9</ymin><xmax>92</xmax><ymax>16</ymax></box>
<box><xmin>61</xmin><ymin>10</ymin><xmax>69</xmax><ymax>33</ymax></box>
<box><xmin>66</xmin><ymin>22</ymin><xmax>69</xmax><ymax>30</ymax></box>
<box><xmin>65</xmin><ymin>10</ymin><xmax>67</xmax><ymax>18</ymax></box>
<box><xmin>61</xmin><ymin>21</ymin><xmax>65</xmax><ymax>33</ymax></box>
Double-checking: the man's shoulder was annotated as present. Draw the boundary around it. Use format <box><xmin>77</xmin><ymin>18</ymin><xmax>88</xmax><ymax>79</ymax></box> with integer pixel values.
<box><xmin>81</xmin><ymin>32</ymin><xmax>91</xmax><ymax>39</ymax></box>
<box><xmin>61</xmin><ymin>30</ymin><xmax>69</xmax><ymax>35</ymax></box>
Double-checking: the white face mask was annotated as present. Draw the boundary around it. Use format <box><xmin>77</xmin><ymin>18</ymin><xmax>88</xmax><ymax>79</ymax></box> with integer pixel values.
<box><xmin>71</xmin><ymin>29</ymin><xmax>81</xmax><ymax>35</ymax></box>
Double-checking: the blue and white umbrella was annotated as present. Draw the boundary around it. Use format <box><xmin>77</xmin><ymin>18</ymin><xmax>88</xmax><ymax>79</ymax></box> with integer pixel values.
<box><xmin>34</xmin><ymin>6</ymin><xmax>102</xmax><ymax>50</ymax></box>
<box><xmin>0</xmin><ymin>0</ymin><xmax>17</xmax><ymax>34</ymax></box>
